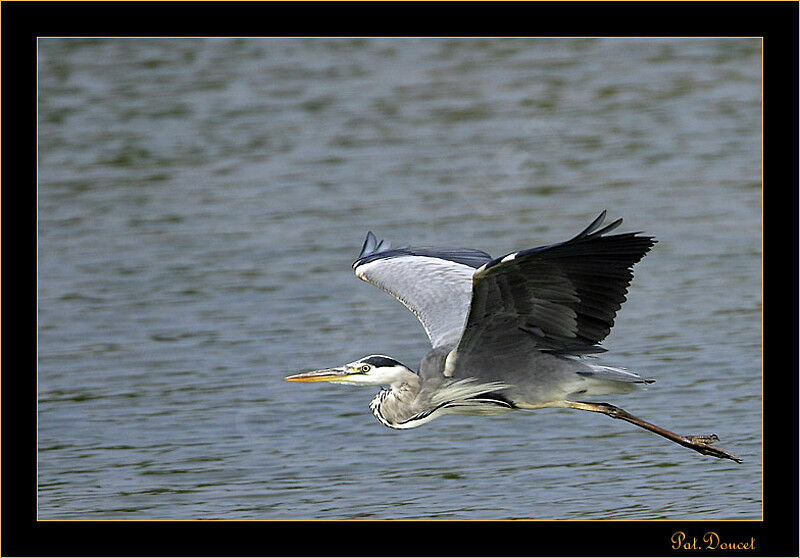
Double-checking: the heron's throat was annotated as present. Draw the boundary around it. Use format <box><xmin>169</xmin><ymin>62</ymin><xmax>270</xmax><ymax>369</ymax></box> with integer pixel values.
<box><xmin>369</xmin><ymin>376</ymin><xmax>517</xmax><ymax>430</ymax></box>
<box><xmin>369</xmin><ymin>375</ymin><xmax>425</xmax><ymax>429</ymax></box>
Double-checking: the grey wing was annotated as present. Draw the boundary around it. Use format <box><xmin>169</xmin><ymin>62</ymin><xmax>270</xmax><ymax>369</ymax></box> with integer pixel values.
<box><xmin>449</xmin><ymin>211</ymin><xmax>657</xmax><ymax>380</ymax></box>
<box><xmin>352</xmin><ymin>232</ymin><xmax>492</xmax><ymax>349</ymax></box>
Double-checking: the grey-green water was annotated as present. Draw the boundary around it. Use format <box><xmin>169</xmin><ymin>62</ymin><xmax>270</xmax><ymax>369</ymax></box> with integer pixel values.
<box><xmin>38</xmin><ymin>38</ymin><xmax>761</xmax><ymax>520</ymax></box>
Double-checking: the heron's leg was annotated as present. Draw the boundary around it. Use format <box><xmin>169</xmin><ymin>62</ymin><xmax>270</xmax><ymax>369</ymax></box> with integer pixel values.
<box><xmin>564</xmin><ymin>400</ymin><xmax>742</xmax><ymax>463</ymax></box>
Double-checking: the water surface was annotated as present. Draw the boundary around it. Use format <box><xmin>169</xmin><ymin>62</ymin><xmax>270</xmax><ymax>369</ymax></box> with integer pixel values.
<box><xmin>38</xmin><ymin>38</ymin><xmax>761</xmax><ymax>520</ymax></box>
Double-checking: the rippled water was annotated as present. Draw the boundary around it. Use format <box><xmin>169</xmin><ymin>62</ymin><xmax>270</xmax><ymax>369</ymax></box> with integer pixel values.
<box><xmin>38</xmin><ymin>38</ymin><xmax>761</xmax><ymax>520</ymax></box>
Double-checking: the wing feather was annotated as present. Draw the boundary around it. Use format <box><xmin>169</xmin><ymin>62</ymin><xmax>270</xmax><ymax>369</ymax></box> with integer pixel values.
<box><xmin>353</xmin><ymin>233</ymin><xmax>492</xmax><ymax>349</ymax></box>
<box><xmin>451</xmin><ymin>212</ymin><xmax>657</xmax><ymax>377</ymax></box>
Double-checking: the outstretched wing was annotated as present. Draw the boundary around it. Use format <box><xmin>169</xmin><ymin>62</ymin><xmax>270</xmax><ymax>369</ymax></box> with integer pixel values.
<box><xmin>449</xmin><ymin>211</ymin><xmax>657</xmax><ymax>376</ymax></box>
<box><xmin>352</xmin><ymin>232</ymin><xmax>492</xmax><ymax>349</ymax></box>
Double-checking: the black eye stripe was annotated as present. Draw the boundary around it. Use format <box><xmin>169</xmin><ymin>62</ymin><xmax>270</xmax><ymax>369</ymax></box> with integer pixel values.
<box><xmin>362</xmin><ymin>356</ymin><xmax>402</xmax><ymax>368</ymax></box>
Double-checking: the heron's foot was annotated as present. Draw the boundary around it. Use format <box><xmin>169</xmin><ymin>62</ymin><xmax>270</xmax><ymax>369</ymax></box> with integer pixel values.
<box><xmin>682</xmin><ymin>433</ymin><xmax>742</xmax><ymax>463</ymax></box>
<box><xmin>686</xmin><ymin>434</ymin><xmax>719</xmax><ymax>444</ymax></box>
<box><xmin>565</xmin><ymin>401</ymin><xmax>743</xmax><ymax>464</ymax></box>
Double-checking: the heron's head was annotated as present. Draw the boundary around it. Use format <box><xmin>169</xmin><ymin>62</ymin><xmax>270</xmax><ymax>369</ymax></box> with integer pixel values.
<box><xmin>284</xmin><ymin>355</ymin><xmax>415</xmax><ymax>387</ymax></box>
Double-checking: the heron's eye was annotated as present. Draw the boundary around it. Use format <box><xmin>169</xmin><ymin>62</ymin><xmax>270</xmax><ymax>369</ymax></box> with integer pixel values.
<box><xmin>360</xmin><ymin>365</ymin><xmax>371</xmax><ymax>373</ymax></box>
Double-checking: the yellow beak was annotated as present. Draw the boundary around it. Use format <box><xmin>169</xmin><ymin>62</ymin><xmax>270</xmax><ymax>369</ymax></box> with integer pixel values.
<box><xmin>284</xmin><ymin>367</ymin><xmax>350</xmax><ymax>383</ymax></box>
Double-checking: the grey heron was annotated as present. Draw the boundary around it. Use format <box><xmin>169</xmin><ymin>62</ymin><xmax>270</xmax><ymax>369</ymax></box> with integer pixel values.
<box><xmin>285</xmin><ymin>211</ymin><xmax>741</xmax><ymax>463</ymax></box>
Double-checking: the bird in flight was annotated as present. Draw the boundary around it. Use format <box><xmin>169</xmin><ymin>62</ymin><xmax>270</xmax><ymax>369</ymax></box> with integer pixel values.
<box><xmin>285</xmin><ymin>211</ymin><xmax>741</xmax><ymax>463</ymax></box>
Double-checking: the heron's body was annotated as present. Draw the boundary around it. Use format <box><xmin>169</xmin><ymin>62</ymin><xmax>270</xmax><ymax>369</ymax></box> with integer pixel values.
<box><xmin>286</xmin><ymin>212</ymin><xmax>741</xmax><ymax>463</ymax></box>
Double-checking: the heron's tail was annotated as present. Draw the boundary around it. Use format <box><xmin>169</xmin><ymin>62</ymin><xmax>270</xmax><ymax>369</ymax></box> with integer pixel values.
<box><xmin>570</xmin><ymin>363</ymin><xmax>654</xmax><ymax>396</ymax></box>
